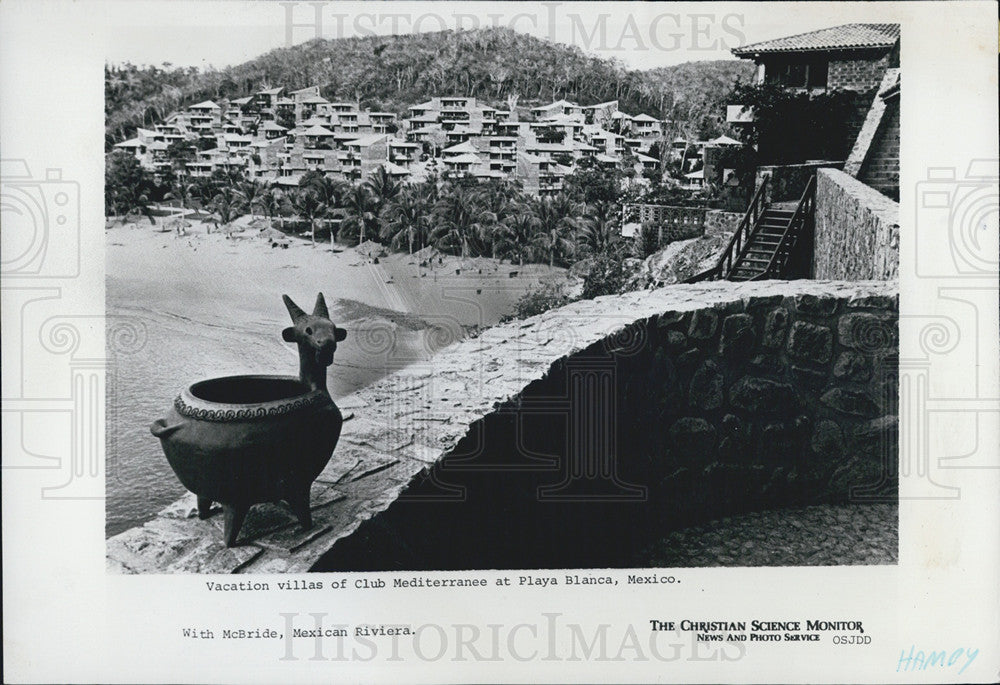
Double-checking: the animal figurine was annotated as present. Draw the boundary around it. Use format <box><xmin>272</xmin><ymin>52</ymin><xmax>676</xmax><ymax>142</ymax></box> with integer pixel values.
<box><xmin>151</xmin><ymin>293</ymin><xmax>346</xmax><ymax>546</ymax></box>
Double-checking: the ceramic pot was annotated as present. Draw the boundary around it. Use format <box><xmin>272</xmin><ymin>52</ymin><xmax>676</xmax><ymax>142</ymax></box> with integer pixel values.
<box><xmin>151</xmin><ymin>374</ymin><xmax>342</xmax><ymax>546</ymax></box>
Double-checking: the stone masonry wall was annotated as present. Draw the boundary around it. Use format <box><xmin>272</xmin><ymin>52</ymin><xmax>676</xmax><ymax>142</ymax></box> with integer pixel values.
<box><xmin>757</xmin><ymin>161</ymin><xmax>845</xmax><ymax>202</ymax></box>
<box><xmin>108</xmin><ymin>281</ymin><xmax>898</xmax><ymax>573</ymax></box>
<box><xmin>858</xmin><ymin>98</ymin><xmax>900</xmax><ymax>201</ymax></box>
<box><xmin>704</xmin><ymin>210</ymin><xmax>743</xmax><ymax>235</ymax></box>
<box><xmin>627</xmin><ymin>204</ymin><xmax>708</xmax><ymax>244</ymax></box>
<box><xmin>814</xmin><ymin>168</ymin><xmax>899</xmax><ymax>280</ymax></box>
<box><xmin>829</xmin><ymin>52</ymin><xmax>893</xmax><ymax>91</ymax></box>
<box><xmin>315</xmin><ymin>283</ymin><xmax>899</xmax><ymax>571</ymax></box>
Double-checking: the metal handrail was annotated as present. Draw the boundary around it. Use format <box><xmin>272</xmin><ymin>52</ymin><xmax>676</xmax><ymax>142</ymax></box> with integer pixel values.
<box><xmin>683</xmin><ymin>174</ymin><xmax>769</xmax><ymax>283</ymax></box>
<box><xmin>723</xmin><ymin>174</ymin><xmax>769</xmax><ymax>277</ymax></box>
<box><xmin>751</xmin><ymin>174</ymin><xmax>816</xmax><ymax>281</ymax></box>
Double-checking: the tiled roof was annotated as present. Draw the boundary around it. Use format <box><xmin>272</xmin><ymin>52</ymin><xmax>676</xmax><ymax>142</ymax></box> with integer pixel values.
<box><xmin>444</xmin><ymin>153</ymin><xmax>482</xmax><ymax>164</ymax></box>
<box><xmin>302</xmin><ymin>125</ymin><xmax>336</xmax><ymax>136</ymax></box>
<box><xmin>346</xmin><ymin>133</ymin><xmax>388</xmax><ymax>147</ymax></box>
<box><xmin>443</xmin><ymin>141</ymin><xmax>479</xmax><ymax>154</ymax></box>
<box><xmin>732</xmin><ymin>23</ymin><xmax>900</xmax><ymax>56</ymax></box>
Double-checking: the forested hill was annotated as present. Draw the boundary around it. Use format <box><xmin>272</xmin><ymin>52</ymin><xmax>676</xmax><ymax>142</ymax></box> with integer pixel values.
<box><xmin>105</xmin><ymin>27</ymin><xmax>753</xmax><ymax>145</ymax></box>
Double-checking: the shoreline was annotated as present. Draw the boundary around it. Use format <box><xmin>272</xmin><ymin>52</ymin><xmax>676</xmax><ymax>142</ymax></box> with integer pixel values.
<box><xmin>105</xmin><ymin>218</ymin><xmax>570</xmax><ymax>536</ymax></box>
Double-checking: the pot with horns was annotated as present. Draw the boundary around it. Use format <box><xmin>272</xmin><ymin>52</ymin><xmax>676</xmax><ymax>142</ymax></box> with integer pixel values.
<box><xmin>151</xmin><ymin>293</ymin><xmax>346</xmax><ymax>547</ymax></box>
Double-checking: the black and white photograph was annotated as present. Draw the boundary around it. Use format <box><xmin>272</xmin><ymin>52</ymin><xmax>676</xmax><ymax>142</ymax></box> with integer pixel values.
<box><xmin>2</xmin><ymin>1</ymin><xmax>997</xmax><ymax>683</ymax></box>
<box><xmin>102</xmin><ymin>11</ymin><xmax>902</xmax><ymax>575</ymax></box>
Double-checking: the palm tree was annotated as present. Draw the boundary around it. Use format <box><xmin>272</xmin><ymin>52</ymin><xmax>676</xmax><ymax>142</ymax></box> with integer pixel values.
<box><xmin>258</xmin><ymin>186</ymin><xmax>284</xmax><ymax>230</ymax></box>
<box><xmin>289</xmin><ymin>186</ymin><xmax>326</xmax><ymax>245</ymax></box>
<box><xmin>494</xmin><ymin>210</ymin><xmax>537</xmax><ymax>266</ymax></box>
<box><xmin>208</xmin><ymin>185</ymin><xmax>244</xmax><ymax>233</ymax></box>
<box><xmin>237</xmin><ymin>179</ymin><xmax>267</xmax><ymax>221</ymax></box>
<box><xmin>431</xmin><ymin>185</ymin><xmax>492</xmax><ymax>259</ymax></box>
<box><xmin>301</xmin><ymin>172</ymin><xmax>346</xmax><ymax>245</ymax></box>
<box><xmin>341</xmin><ymin>185</ymin><xmax>379</xmax><ymax>246</ymax></box>
<box><xmin>579</xmin><ymin>200</ymin><xmax>621</xmax><ymax>256</ymax></box>
<box><xmin>364</xmin><ymin>165</ymin><xmax>402</xmax><ymax>208</ymax></box>
<box><xmin>530</xmin><ymin>195</ymin><xmax>581</xmax><ymax>267</ymax></box>
<box><xmin>381</xmin><ymin>190</ymin><xmax>430</xmax><ymax>254</ymax></box>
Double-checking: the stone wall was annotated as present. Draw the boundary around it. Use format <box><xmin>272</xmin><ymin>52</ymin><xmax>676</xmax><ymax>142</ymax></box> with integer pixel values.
<box><xmin>108</xmin><ymin>281</ymin><xmax>898</xmax><ymax>573</ymax></box>
<box><xmin>757</xmin><ymin>161</ymin><xmax>845</xmax><ymax>202</ymax></box>
<box><xmin>844</xmin><ymin>68</ymin><xmax>900</xmax><ymax>202</ymax></box>
<box><xmin>626</xmin><ymin>204</ymin><xmax>708</xmax><ymax>244</ymax></box>
<box><xmin>858</xmin><ymin>97</ymin><xmax>900</xmax><ymax>201</ymax></box>
<box><xmin>814</xmin><ymin>168</ymin><xmax>899</xmax><ymax>280</ymax></box>
<box><xmin>314</xmin><ymin>282</ymin><xmax>898</xmax><ymax>571</ymax></box>
<box><xmin>829</xmin><ymin>52</ymin><xmax>893</xmax><ymax>91</ymax></box>
<box><xmin>704</xmin><ymin>210</ymin><xmax>743</xmax><ymax>235</ymax></box>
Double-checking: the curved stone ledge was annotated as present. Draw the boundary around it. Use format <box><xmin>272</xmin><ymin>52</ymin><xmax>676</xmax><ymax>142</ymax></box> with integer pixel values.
<box><xmin>107</xmin><ymin>280</ymin><xmax>898</xmax><ymax>574</ymax></box>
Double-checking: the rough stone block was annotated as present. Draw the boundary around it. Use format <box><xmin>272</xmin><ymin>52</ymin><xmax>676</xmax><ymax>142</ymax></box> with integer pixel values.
<box><xmin>787</xmin><ymin>321</ymin><xmax>834</xmax><ymax>363</ymax></box>
<box><xmin>163</xmin><ymin>538</ymin><xmax>263</xmax><ymax>574</ymax></box>
<box><xmin>689</xmin><ymin>360</ymin><xmax>724</xmax><ymax>410</ymax></box>
<box><xmin>810</xmin><ymin>419</ymin><xmax>844</xmax><ymax>459</ymax></box>
<box><xmin>838</xmin><ymin>313</ymin><xmax>898</xmax><ymax>350</ymax></box>
<box><xmin>794</xmin><ymin>294</ymin><xmax>839</xmax><ymax>316</ymax></box>
<box><xmin>255</xmin><ymin>524</ymin><xmax>335</xmax><ymax>554</ymax></box>
<box><xmin>791</xmin><ymin>365</ymin><xmax>829</xmax><ymax>391</ymax></box>
<box><xmin>719</xmin><ymin>313</ymin><xmax>755</xmax><ymax>361</ymax></box>
<box><xmin>655</xmin><ymin>311</ymin><xmax>689</xmax><ymax>328</ymax></box>
<box><xmin>688</xmin><ymin>310</ymin><xmax>718</xmax><ymax>339</ymax></box>
<box><xmin>665</xmin><ymin>330</ymin><xmax>687</xmax><ymax>351</ymax></box>
<box><xmin>820</xmin><ymin>387</ymin><xmax>880</xmax><ymax>417</ymax></box>
<box><xmin>158</xmin><ymin>493</ymin><xmax>221</xmax><ymax>520</ymax></box>
<box><xmin>745</xmin><ymin>295</ymin><xmax>785</xmax><ymax>310</ymax></box>
<box><xmin>729</xmin><ymin>377</ymin><xmax>799</xmax><ymax>415</ymax></box>
<box><xmin>851</xmin><ymin>415</ymin><xmax>898</xmax><ymax>459</ymax></box>
<box><xmin>669</xmin><ymin>417</ymin><xmax>717</xmax><ymax>458</ymax></box>
<box><xmin>675</xmin><ymin>348</ymin><xmax>702</xmax><ymax>372</ymax></box>
<box><xmin>762</xmin><ymin>308</ymin><xmax>789</xmax><ymax>349</ymax></box>
<box><xmin>833</xmin><ymin>352</ymin><xmax>872</xmax><ymax>381</ymax></box>
<box><xmin>748</xmin><ymin>354</ymin><xmax>785</xmax><ymax>376</ymax></box>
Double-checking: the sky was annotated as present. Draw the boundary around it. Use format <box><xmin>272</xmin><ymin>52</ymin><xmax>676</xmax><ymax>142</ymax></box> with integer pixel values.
<box><xmin>101</xmin><ymin>1</ymin><xmax>915</xmax><ymax>72</ymax></box>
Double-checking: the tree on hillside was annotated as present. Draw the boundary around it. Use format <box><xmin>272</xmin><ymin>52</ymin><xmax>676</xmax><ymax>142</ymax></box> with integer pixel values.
<box><xmin>258</xmin><ymin>185</ymin><xmax>285</xmax><ymax>230</ymax></box>
<box><xmin>364</xmin><ymin>166</ymin><xmax>403</xmax><ymax>222</ymax></box>
<box><xmin>105</xmin><ymin>153</ymin><xmax>155</xmax><ymax>223</ymax></box>
<box><xmin>301</xmin><ymin>172</ymin><xmax>347</xmax><ymax>243</ymax></box>
<box><xmin>340</xmin><ymin>185</ymin><xmax>379</xmax><ymax>245</ymax></box>
<box><xmin>237</xmin><ymin>178</ymin><xmax>267</xmax><ymax>220</ymax></box>
<box><xmin>579</xmin><ymin>200</ymin><xmax>622</xmax><ymax>256</ymax></box>
<box><xmin>494</xmin><ymin>210</ymin><xmax>537</xmax><ymax>266</ymax></box>
<box><xmin>530</xmin><ymin>195</ymin><xmax>582</xmax><ymax>267</ymax></box>
<box><xmin>208</xmin><ymin>185</ymin><xmax>244</xmax><ymax>232</ymax></box>
<box><xmin>382</xmin><ymin>189</ymin><xmax>430</xmax><ymax>254</ymax></box>
<box><xmin>431</xmin><ymin>185</ymin><xmax>492</xmax><ymax>259</ymax></box>
<box><xmin>289</xmin><ymin>185</ymin><xmax>326</xmax><ymax>245</ymax></box>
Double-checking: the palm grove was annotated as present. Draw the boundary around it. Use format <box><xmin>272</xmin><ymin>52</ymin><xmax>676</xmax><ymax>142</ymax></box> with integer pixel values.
<box><xmin>106</xmin><ymin>150</ymin><xmax>646</xmax><ymax>277</ymax></box>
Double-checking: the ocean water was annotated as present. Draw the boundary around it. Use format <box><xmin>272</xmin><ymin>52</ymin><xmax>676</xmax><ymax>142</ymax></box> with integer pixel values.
<box><xmin>104</xmin><ymin>300</ymin><xmax>444</xmax><ymax>536</ymax></box>
<box><xmin>104</xmin><ymin>230</ymin><xmax>560</xmax><ymax>537</ymax></box>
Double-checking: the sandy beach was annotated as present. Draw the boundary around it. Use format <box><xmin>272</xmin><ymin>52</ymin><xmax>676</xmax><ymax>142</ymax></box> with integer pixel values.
<box><xmin>106</xmin><ymin>218</ymin><xmax>569</xmax><ymax>535</ymax></box>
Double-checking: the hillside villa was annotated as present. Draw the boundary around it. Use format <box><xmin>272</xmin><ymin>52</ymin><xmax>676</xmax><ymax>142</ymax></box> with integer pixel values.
<box><xmin>113</xmin><ymin>89</ymin><xmax>671</xmax><ymax>197</ymax></box>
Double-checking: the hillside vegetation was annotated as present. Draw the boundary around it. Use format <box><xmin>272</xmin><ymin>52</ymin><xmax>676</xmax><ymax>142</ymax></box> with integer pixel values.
<box><xmin>105</xmin><ymin>27</ymin><xmax>753</xmax><ymax>146</ymax></box>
